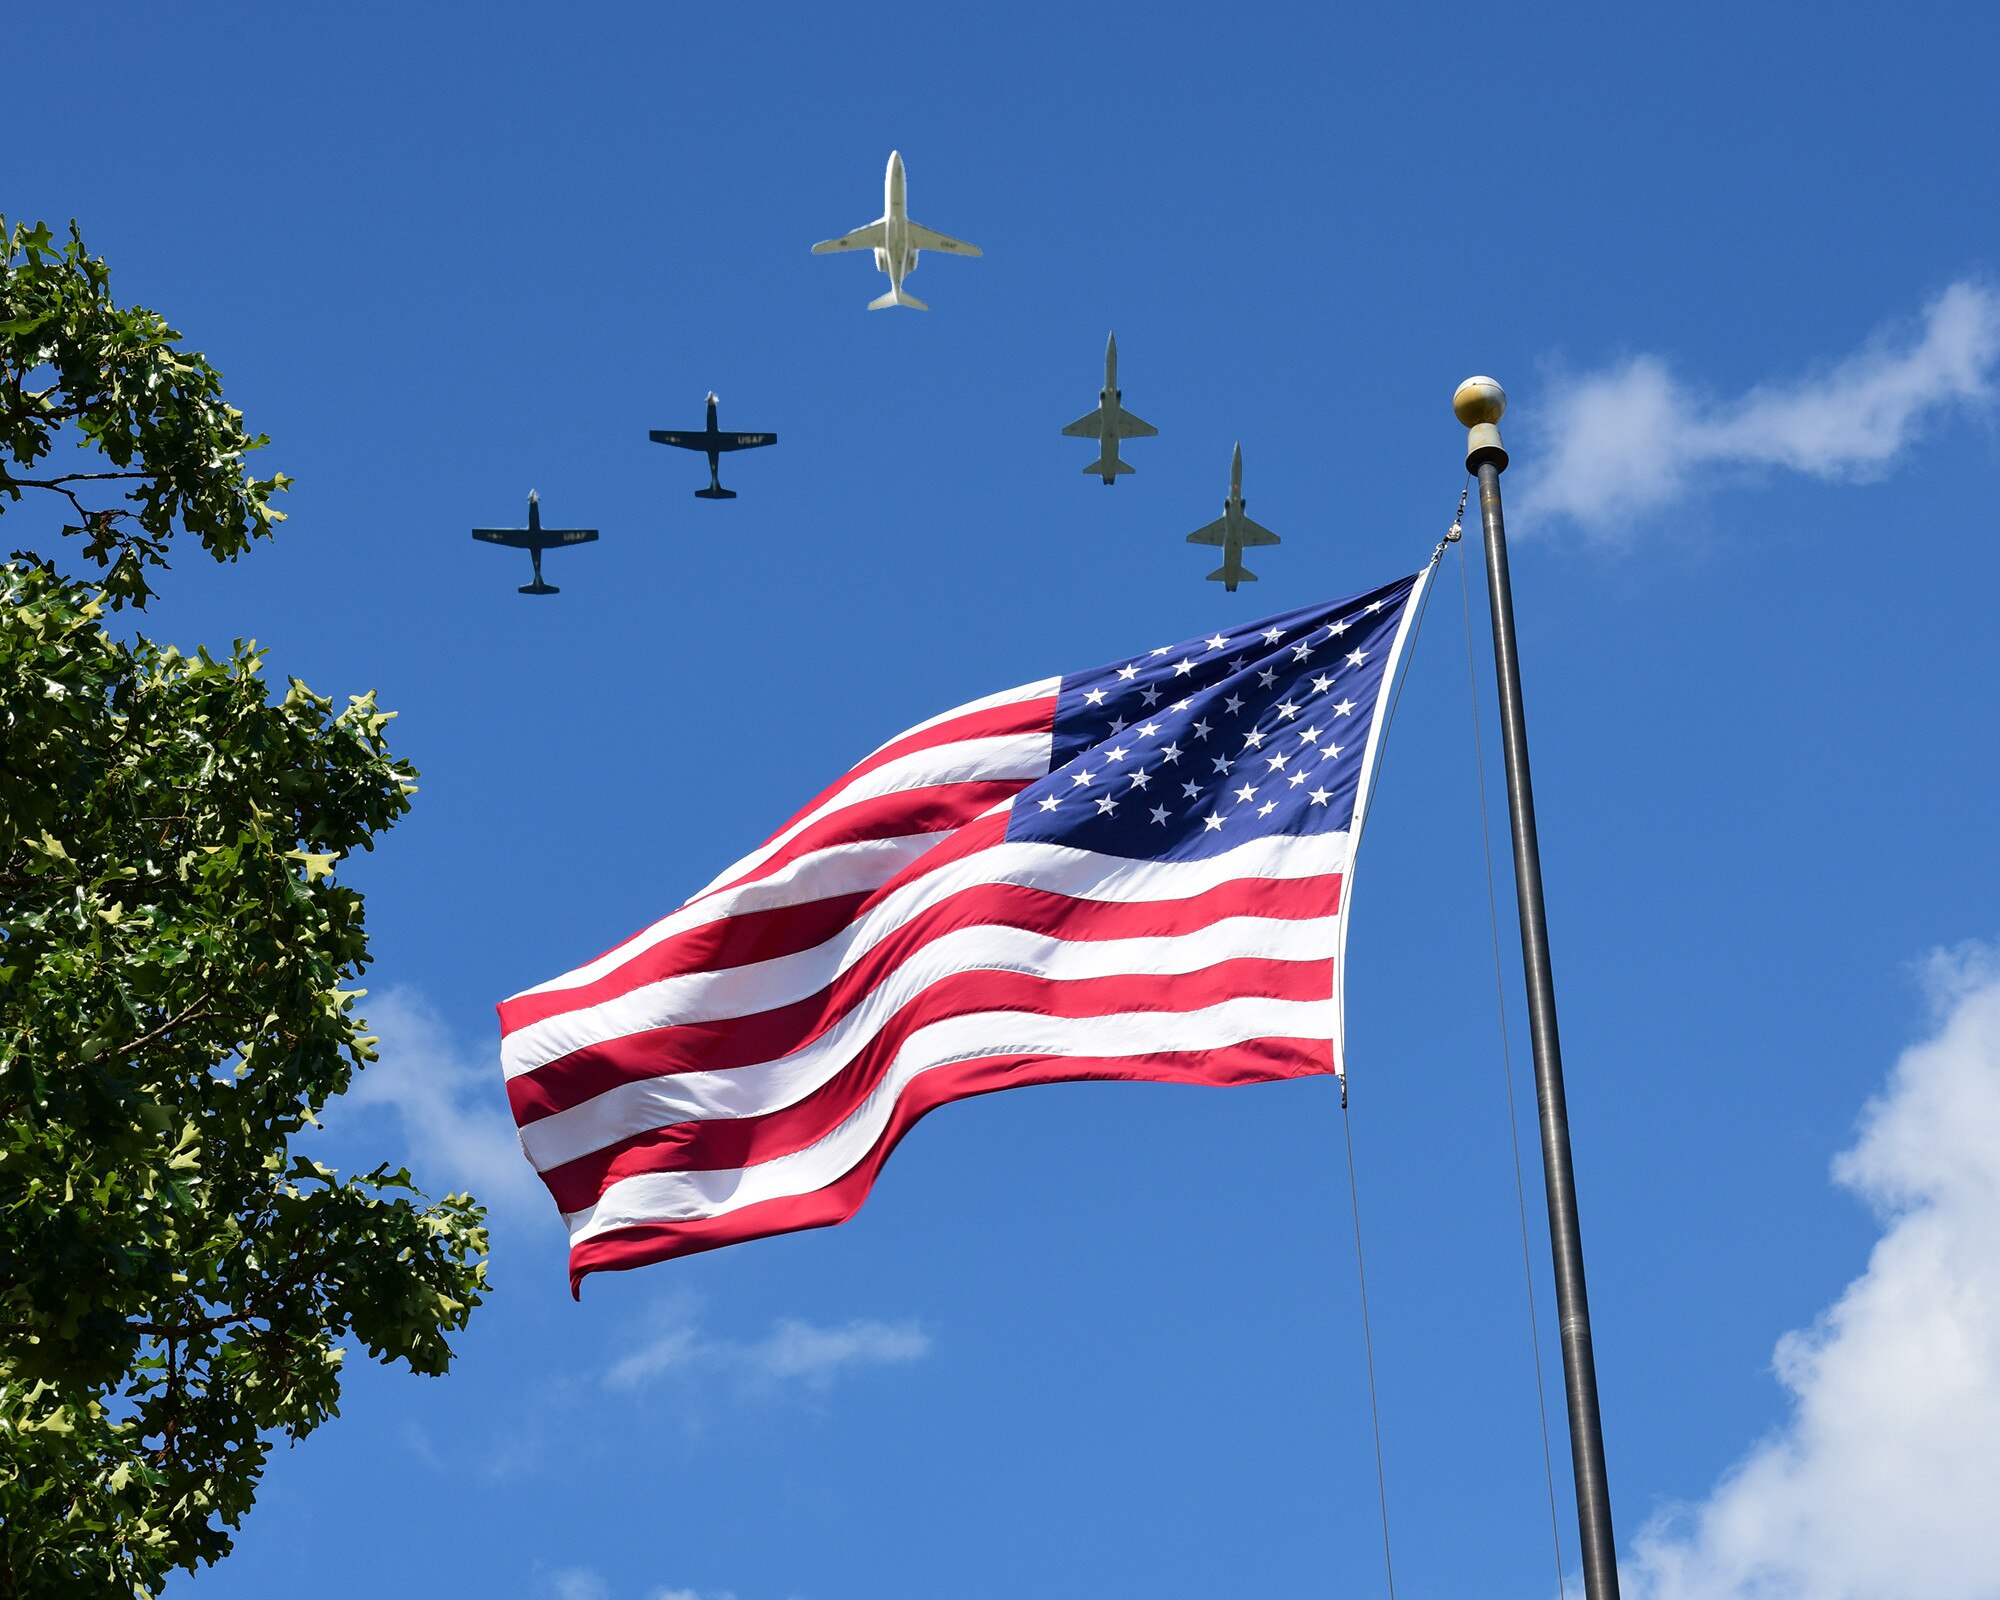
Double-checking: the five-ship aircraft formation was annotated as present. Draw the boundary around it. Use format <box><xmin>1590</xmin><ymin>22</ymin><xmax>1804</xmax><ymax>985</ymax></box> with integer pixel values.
<box><xmin>472</xmin><ymin>150</ymin><xmax>1284</xmax><ymax>594</ymax></box>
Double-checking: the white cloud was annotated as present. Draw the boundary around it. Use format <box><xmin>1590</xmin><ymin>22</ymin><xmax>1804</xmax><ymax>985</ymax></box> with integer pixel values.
<box><xmin>605</xmin><ymin>1319</ymin><xmax>705</xmax><ymax>1388</ymax></box>
<box><xmin>540</xmin><ymin>1573</ymin><xmax>743</xmax><ymax>1600</ymax></box>
<box><xmin>1518</xmin><ymin>281</ymin><xmax>2000</xmax><ymax>532</ymax></box>
<box><xmin>546</xmin><ymin>1569</ymin><xmax>611</xmax><ymax>1600</ymax></box>
<box><xmin>1625</xmin><ymin>942</ymin><xmax>2000</xmax><ymax>1600</ymax></box>
<box><xmin>607</xmin><ymin>1293</ymin><xmax>931</xmax><ymax>1393</ymax></box>
<box><xmin>337</xmin><ymin>985</ymin><xmax>544</xmax><ymax>1215</ymax></box>
<box><xmin>753</xmin><ymin>1316</ymin><xmax>933</xmax><ymax>1382</ymax></box>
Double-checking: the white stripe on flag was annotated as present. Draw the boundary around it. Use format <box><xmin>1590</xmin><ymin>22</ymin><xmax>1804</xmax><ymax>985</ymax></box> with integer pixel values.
<box><xmin>688</xmin><ymin>729</ymin><xmax>1055</xmax><ymax>899</ymax></box>
<box><xmin>521</xmin><ymin>910</ymin><xmax>1343</xmax><ymax>1170</ymax></box>
<box><xmin>564</xmin><ymin>993</ymin><xmax>1337</xmax><ymax>1239</ymax></box>
<box><xmin>863</xmin><ymin>675</ymin><xmax>1059</xmax><ymax>754</ymax></box>
<box><xmin>502</xmin><ymin>828</ymin><xmax>1354</xmax><ymax>1078</ymax></box>
<box><xmin>507</xmin><ymin>835</ymin><xmax>951</xmax><ymax>1004</ymax></box>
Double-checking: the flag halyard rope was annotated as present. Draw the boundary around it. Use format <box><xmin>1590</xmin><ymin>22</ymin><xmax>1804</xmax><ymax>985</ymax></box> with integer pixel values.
<box><xmin>1332</xmin><ymin>500</ymin><xmax>1467</xmax><ymax>1599</ymax></box>
<box><xmin>1342</xmin><ymin>1099</ymin><xmax>1399</xmax><ymax>1600</ymax></box>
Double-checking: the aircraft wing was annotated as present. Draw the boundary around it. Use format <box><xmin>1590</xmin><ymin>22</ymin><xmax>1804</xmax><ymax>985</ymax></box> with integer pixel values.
<box><xmin>649</xmin><ymin>430</ymin><xmax>705</xmax><ymax>450</ymax></box>
<box><xmin>1237</xmin><ymin>518</ymin><xmax>1281</xmax><ymax>547</ymax></box>
<box><xmin>1114</xmin><ymin>408</ymin><xmax>1158</xmax><ymax>439</ymax></box>
<box><xmin>1186</xmin><ymin>518</ymin><xmax>1229</xmax><ymax>547</ymax></box>
<box><xmin>811</xmin><ymin>220</ymin><xmax>887</xmax><ymax>254</ymax></box>
<box><xmin>906</xmin><ymin>222</ymin><xmax>982</xmax><ymax>256</ymax></box>
<box><xmin>712</xmin><ymin>432</ymin><xmax>777</xmax><ymax>452</ymax></box>
<box><xmin>1061</xmin><ymin>405</ymin><xmax>1106</xmax><ymax>437</ymax></box>
<box><xmin>475</xmin><ymin>528</ymin><xmax>597</xmax><ymax>547</ymax></box>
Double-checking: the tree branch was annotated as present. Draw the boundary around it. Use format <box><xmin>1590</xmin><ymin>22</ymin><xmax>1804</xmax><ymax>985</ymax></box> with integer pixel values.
<box><xmin>0</xmin><ymin>476</ymin><xmax>125</xmax><ymax>527</ymax></box>
<box><xmin>10</xmin><ymin>472</ymin><xmax>151</xmax><ymax>487</ymax></box>
<box><xmin>115</xmin><ymin>995</ymin><xmax>214</xmax><ymax>1062</ymax></box>
<box><xmin>0</xmin><ymin>389</ymin><xmax>76</xmax><ymax>433</ymax></box>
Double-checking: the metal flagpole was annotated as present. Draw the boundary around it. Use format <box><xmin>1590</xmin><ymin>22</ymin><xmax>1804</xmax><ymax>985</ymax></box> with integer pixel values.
<box><xmin>1453</xmin><ymin>377</ymin><xmax>1622</xmax><ymax>1600</ymax></box>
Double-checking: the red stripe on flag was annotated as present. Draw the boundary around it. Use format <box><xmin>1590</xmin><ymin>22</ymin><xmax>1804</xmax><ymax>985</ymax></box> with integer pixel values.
<box><xmin>535</xmin><ymin>955</ymin><xmax>1332</xmax><ymax>1211</ymax></box>
<box><xmin>760</xmin><ymin>697</ymin><xmax>1056</xmax><ymax>837</ymax></box>
<box><xmin>499</xmin><ymin>892</ymin><xmax>872</xmax><ymax>1034</ymax></box>
<box><xmin>697</xmin><ymin>780</ymin><xmax>1030</xmax><ymax>901</ymax></box>
<box><xmin>564</xmin><ymin>1036</ymin><xmax>1332</xmax><ymax>1292</ymax></box>
<box><xmin>507</xmin><ymin>870</ymin><xmax>1344</xmax><ymax>1123</ymax></box>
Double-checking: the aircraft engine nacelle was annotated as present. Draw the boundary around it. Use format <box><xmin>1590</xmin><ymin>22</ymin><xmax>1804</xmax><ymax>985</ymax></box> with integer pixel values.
<box><xmin>873</xmin><ymin>247</ymin><xmax>889</xmax><ymax>272</ymax></box>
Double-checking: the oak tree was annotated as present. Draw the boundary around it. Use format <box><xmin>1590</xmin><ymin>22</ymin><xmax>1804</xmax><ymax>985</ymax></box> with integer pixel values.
<box><xmin>0</xmin><ymin>218</ymin><xmax>487</xmax><ymax>1596</ymax></box>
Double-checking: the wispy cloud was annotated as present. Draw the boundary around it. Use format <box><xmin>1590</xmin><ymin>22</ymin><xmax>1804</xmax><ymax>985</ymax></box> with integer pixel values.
<box><xmin>336</xmin><ymin>985</ymin><xmax>544</xmax><ymax>1215</ymax></box>
<box><xmin>1625</xmin><ymin>942</ymin><xmax>2000</xmax><ymax>1600</ymax></box>
<box><xmin>1518</xmin><ymin>281</ymin><xmax>2000</xmax><ymax>533</ymax></box>
<box><xmin>545</xmin><ymin>1568</ymin><xmax>611</xmax><ymax>1600</ymax></box>
<box><xmin>607</xmin><ymin>1292</ymin><xmax>931</xmax><ymax>1393</ymax></box>
<box><xmin>540</xmin><ymin>1577</ymin><xmax>743</xmax><ymax>1600</ymax></box>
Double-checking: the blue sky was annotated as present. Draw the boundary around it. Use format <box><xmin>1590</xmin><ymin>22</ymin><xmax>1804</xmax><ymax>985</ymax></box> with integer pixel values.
<box><xmin>15</xmin><ymin>4</ymin><xmax>2000</xmax><ymax>1597</ymax></box>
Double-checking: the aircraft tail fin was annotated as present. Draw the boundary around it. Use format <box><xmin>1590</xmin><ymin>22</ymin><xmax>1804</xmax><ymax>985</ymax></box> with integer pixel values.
<box><xmin>694</xmin><ymin>486</ymin><xmax>738</xmax><ymax>500</ymax></box>
<box><xmin>868</xmin><ymin>287</ymin><xmax>929</xmax><ymax>310</ymax></box>
<box><xmin>519</xmin><ymin>581</ymin><xmax>559</xmax><ymax>596</ymax></box>
<box><xmin>1208</xmin><ymin>563</ymin><xmax>1254</xmax><ymax>588</ymax></box>
<box><xmin>1088</xmin><ymin>457</ymin><xmax>1134</xmax><ymax>481</ymax></box>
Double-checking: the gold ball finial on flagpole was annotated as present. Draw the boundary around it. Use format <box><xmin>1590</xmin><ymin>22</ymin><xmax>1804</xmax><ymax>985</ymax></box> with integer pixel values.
<box><xmin>1452</xmin><ymin>375</ymin><xmax>1506</xmax><ymax>426</ymax></box>
<box><xmin>1454</xmin><ymin>375</ymin><xmax>1509</xmax><ymax>472</ymax></box>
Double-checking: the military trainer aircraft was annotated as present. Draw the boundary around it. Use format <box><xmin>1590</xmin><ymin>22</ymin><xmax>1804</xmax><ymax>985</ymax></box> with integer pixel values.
<box><xmin>471</xmin><ymin>491</ymin><xmax>598</xmax><ymax>595</ymax></box>
<box><xmin>811</xmin><ymin>150</ymin><xmax>981</xmax><ymax>310</ymax></box>
<box><xmin>648</xmin><ymin>394</ymin><xmax>776</xmax><ymax>499</ymax></box>
<box><xmin>1061</xmin><ymin>332</ymin><xmax>1158</xmax><ymax>483</ymax></box>
<box><xmin>1186</xmin><ymin>444</ymin><xmax>1280</xmax><ymax>592</ymax></box>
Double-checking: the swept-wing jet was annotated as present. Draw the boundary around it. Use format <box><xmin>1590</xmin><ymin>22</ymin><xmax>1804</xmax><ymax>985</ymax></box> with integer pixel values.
<box><xmin>1061</xmin><ymin>332</ymin><xmax>1158</xmax><ymax>483</ymax></box>
<box><xmin>471</xmin><ymin>491</ymin><xmax>598</xmax><ymax>595</ymax></box>
<box><xmin>1186</xmin><ymin>444</ymin><xmax>1280</xmax><ymax>592</ymax></box>
<box><xmin>811</xmin><ymin>150</ymin><xmax>981</xmax><ymax>310</ymax></box>
<box><xmin>648</xmin><ymin>393</ymin><xmax>776</xmax><ymax>499</ymax></box>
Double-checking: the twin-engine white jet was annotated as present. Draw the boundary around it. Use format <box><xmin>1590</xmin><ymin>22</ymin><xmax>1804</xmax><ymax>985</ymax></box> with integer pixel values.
<box><xmin>1062</xmin><ymin>332</ymin><xmax>1157</xmax><ymax>482</ymax></box>
<box><xmin>812</xmin><ymin>151</ymin><xmax>982</xmax><ymax>310</ymax></box>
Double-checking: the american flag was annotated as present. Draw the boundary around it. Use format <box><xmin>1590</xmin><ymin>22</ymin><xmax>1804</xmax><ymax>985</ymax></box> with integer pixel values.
<box><xmin>500</xmin><ymin>570</ymin><xmax>1430</xmax><ymax>1288</ymax></box>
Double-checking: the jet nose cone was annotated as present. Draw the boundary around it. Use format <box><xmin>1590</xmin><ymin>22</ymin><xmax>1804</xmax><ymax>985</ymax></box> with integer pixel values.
<box><xmin>529</xmin><ymin>488</ymin><xmax>540</xmax><ymax>502</ymax></box>
<box><xmin>707</xmin><ymin>391</ymin><xmax>719</xmax><ymax>403</ymax></box>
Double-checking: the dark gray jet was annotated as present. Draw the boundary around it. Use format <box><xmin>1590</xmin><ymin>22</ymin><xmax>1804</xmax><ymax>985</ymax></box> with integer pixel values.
<box><xmin>649</xmin><ymin>393</ymin><xmax>776</xmax><ymax>499</ymax></box>
<box><xmin>1186</xmin><ymin>444</ymin><xmax>1280</xmax><ymax>592</ymax></box>
<box><xmin>1061</xmin><ymin>332</ymin><xmax>1157</xmax><ymax>483</ymax></box>
<box><xmin>471</xmin><ymin>491</ymin><xmax>598</xmax><ymax>595</ymax></box>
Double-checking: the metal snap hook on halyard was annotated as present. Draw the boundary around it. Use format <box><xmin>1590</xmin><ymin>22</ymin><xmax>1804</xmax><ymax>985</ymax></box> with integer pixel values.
<box><xmin>1430</xmin><ymin>482</ymin><xmax>1471</xmax><ymax>566</ymax></box>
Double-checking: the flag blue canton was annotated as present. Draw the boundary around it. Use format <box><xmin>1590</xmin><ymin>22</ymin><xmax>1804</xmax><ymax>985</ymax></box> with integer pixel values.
<box><xmin>1006</xmin><ymin>576</ymin><xmax>1420</xmax><ymax>862</ymax></box>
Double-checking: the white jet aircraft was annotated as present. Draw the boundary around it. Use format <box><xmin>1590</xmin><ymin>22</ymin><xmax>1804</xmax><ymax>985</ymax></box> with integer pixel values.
<box><xmin>812</xmin><ymin>151</ymin><xmax>982</xmax><ymax>310</ymax></box>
